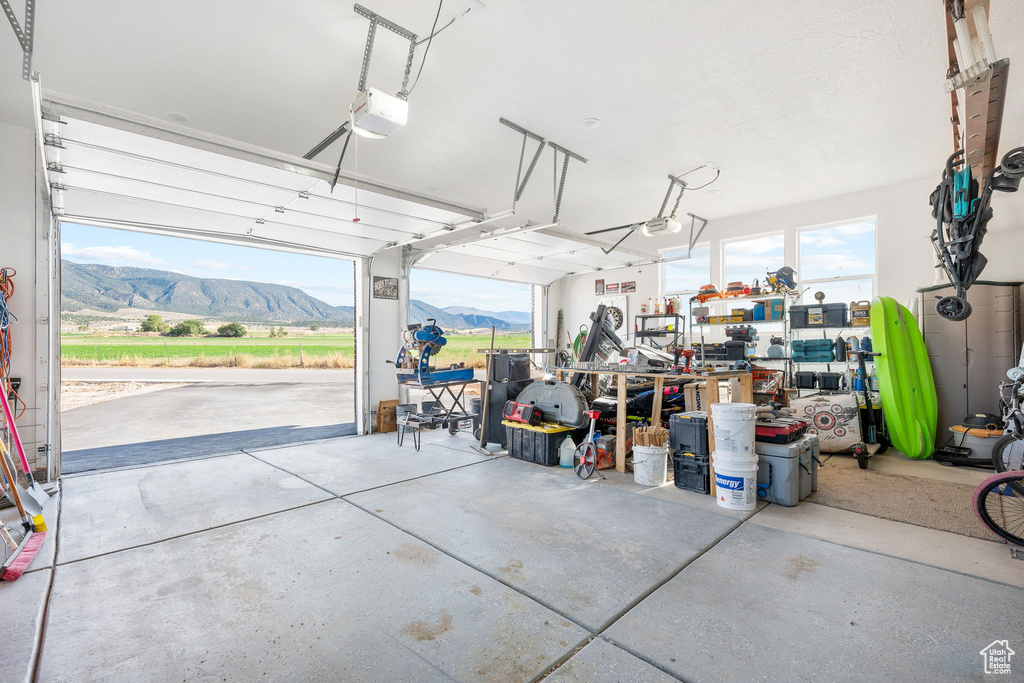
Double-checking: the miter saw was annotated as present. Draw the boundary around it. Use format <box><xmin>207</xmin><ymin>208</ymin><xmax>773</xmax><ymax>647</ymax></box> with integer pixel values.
<box><xmin>392</xmin><ymin>319</ymin><xmax>475</xmax><ymax>386</ymax></box>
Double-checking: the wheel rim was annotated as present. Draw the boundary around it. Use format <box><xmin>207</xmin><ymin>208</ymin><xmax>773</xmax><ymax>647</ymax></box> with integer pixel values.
<box><xmin>936</xmin><ymin>296</ymin><xmax>970</xmax><ymax>321</ymax></box>
<box><xmin>974</xmin><ymin>473</ymin><xmax>1024</xmax><ymax>545</ymax></box>
<box><xmin>573</xmin><ymin>444</ymin><xmax>596</xmax><ymax>479</ymax></box>
<box><xmin>992</xmin><ymin>437</ymin><xmax>1024</xmax><ymax>495</ymax></box>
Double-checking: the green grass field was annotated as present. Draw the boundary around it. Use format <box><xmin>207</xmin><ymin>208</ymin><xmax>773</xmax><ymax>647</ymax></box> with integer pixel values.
<box><xmin>60</xmin><ymin>332</ymin><xmax>532</xmax><ymax>368</ymax></box>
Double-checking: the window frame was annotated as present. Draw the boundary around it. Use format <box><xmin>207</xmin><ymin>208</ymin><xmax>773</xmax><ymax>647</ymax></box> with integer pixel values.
<box><xmin>659</xmin><ymin>242</ymin><xmax>712</xmax><ymax>296</ymax></box>
<box><xmin>719</xmin><ymin>230</ymin><xmax>786</xmax><ymax>289</ymax></box>
<box><xmin>795</xmin><ymin>216</ymin><xmax>878</xmax><ymax>297</ymax></box>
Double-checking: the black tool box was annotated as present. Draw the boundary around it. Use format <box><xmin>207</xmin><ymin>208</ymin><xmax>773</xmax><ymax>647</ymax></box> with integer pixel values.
<box><xmin>673</xmin><ymin>452</ymin><xmax>710</xmax><ymax>494</ymax></box>
<box><xmin>669</xmin><ymin>411</ymin><xmax>709</xmax><ymax>455</ymax></box>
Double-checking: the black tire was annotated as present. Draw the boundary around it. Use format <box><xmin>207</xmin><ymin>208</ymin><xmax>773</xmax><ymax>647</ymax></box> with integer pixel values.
<box><xmin>1001</xmin><ymin>147</ymin><xmax>1024</xmax><ymax>178</ymax></box>
<box><xmin>448</xmin><ymin>424</ymin><xmax>458</xmax><ymax>435</ymax></box>
<box><xmin>573</xmin><ymin>443</ymin><xmax>597</xmax><ymax>480</ymax></box>
<box><xmin>991</xmin><ymin>435</ymin><xmax>1024</xmax><ymax>495</ymax></box>
<box><xmin>973</xmin><ymin>471</ymin><xmax>1024</xmax><ymax>545</ymax></box>
<box><xmin>473</xmin><ymin>427</ymin><xmax>482</xmax><ymax>441</ymax></box>
<box><xmin>936</xmin><ymin>296</ymin><xmax>972</xmax><ymax>321</ymax></box>
<box><xmin>875</xmin><ymin>433</ymin><xmax>890</xmax><ymax>455</ymax></box>
<box><xmin>855</xmin><ymin>444</ymin><xmax>869</xmax><ymax>469</ymax></box>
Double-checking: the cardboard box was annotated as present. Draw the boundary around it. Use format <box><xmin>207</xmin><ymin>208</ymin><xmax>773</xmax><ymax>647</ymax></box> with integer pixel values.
<box><xmin>684</xmin><ymin>379</ymin><xmax>743</xmax><ymax>412</ymax></box>
<box><xmin>377</xmin><ymin>399</ymin><xmax>399</xmax><ymax>433</ymax></box>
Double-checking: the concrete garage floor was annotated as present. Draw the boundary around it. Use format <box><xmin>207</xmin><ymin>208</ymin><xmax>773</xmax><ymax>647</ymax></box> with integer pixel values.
<box><xmin>1</xmin><ymin>430</ymin><xmax>1021</xmax><ymax>682</ymax></box>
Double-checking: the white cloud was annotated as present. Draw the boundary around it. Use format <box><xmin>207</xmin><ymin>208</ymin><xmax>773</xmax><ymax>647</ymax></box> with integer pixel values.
<box><xmin>193</xmin><ymin>259</ymin><xmax>246</xmax><ymax>271</ymax></box>
<box><xmin>62</xmin><ymin>243</ymin><xmax>163</xmax><ymax>266</ymax></box>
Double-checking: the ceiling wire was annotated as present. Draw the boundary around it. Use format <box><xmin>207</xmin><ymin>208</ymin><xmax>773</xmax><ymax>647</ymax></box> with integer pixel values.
<box><xmin>414</xmin><ymin>6</ymin><xmax>471</xmax><ymax>46</ymax></box>
<box><xmin>406</xmin><ymin>0</ymin><xmax>445</xmax><ymax>96</ymax></box>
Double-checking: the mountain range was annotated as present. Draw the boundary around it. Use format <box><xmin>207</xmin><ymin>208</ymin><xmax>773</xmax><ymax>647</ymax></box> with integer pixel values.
<box><xmin>61</xmin><ymin>261</ymin><xmax>530</xmax><ymax>330</ymax></box>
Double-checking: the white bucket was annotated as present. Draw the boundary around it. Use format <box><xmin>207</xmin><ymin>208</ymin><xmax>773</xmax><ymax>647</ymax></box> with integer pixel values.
<box><xmin>633</xmin><ymin>445</ymin><xmax>669</xmax><ymax>487</ymax></box>
<box><xmin>713</xmin><ymin>456</ymin><xmax>758</xmax><ymax>511</ymax></box>
<box><xmin>710</xmin><ymin>403</ymin><xmax>757</xmax><ymax>457</ymax></box>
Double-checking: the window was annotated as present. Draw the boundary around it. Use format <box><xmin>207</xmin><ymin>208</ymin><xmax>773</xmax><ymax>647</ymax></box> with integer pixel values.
<box><xmin>723</xmin><ymin>234</ymin><xmax>785</xmax><ymax>286</ymax></box>
<box><xmin>798</xmin><ymin>220</ymin><xmax>875</xmax><ymax>304</ymax></box>
<box><xmin>662</xmin><ymin>244</ymin><xmax>711</xmax><ymax>293</ymax></box>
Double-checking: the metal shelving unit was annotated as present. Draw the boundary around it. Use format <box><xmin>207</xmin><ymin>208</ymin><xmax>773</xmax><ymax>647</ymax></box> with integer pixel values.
<box><xmin>633</xmin><ymin>313</ymin><xmax>683</xmax><ymax>349</ymax></box>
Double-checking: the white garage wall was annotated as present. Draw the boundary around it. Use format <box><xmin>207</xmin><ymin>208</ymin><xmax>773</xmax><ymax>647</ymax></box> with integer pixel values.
<box><xmin>0</xmin><ymin>120</ymin><xmax>49</xmax><ymax>473</ymax></box>
<box><xmin>554</xmin><ymin>175</ymin><xmax>1024</xmax><ymax>342</ymax></box>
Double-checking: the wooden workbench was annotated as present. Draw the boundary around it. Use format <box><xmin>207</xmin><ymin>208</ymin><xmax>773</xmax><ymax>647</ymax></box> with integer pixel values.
<box><xmin>552</xmin><ymin>368</ymin><xmax>753</xmax><ymax>484</ymax></box>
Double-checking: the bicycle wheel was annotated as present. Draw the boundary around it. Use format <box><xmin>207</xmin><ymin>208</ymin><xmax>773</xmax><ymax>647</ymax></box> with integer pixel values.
<box><xmin>973</xmin><ymin>471</ymin><xmax>1024</xmax><ymax>545</ymax></box>
<box><xmin>991</xmin><ymin>436</ymin><xmax>1024</xmax><ymax>495</ymax></box>
<box><xmin>573</xmin><ymin>442</ymin><xmax>597</xmax><ymax>480</ymax></box>
<box><xmin>992</xmin><ymin>435</ymin><xmax>1024</xmax><ymax>472</ymax></box>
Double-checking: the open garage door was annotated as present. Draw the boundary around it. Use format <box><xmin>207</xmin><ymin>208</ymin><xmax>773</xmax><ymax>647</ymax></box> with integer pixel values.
<box><xmin>38</xmin><ymin>92</ymin><xmax>485</xmax><ymax>471</ymax></box>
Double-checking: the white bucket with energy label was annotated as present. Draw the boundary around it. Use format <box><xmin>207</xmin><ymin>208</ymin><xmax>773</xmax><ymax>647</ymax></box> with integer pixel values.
<box><xmin>712</xmin><ymin>455</ymin><xmax>758</xmax><ymax>511</ymax></box>
<box><xmin>710</xmin><ymin>402</ymin><xmax>757</xmax><ymax>457</ymax></box>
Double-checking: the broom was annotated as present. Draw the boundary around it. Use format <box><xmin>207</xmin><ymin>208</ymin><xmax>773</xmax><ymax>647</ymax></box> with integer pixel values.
<box><xmin>0</xmin><ymin>387</ymin><xmax>49</xmax><ymax>511</ymax></box>
<box><xmin>0</xmin><ymin>441</ymin><xmax>46</xmax><ymax>581</ymax></box>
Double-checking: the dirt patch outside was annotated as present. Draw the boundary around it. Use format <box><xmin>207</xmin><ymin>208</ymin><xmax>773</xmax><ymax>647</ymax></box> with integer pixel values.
<box><xmin>60</xmin><ymin>381</ymin><xmax>189</xmax><ymax>411</ymax></box>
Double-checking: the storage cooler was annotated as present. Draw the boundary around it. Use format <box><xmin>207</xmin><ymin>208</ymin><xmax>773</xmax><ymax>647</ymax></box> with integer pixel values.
<box><xmin>755</xmin><ymin>434</ymin><xmax>818</xmax><ymax>506</ymax></box>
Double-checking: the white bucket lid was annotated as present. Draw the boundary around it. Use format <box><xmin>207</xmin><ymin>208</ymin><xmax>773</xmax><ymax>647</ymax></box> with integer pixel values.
<box><xmin>710</xmin><ymin>402</ymin><xmax>757</xmax><ymax>418</ymax></box>
<box><xmin>711</xmin><ymin>456</ymin><xmax>759</xmax><ymax>471</ymax></box>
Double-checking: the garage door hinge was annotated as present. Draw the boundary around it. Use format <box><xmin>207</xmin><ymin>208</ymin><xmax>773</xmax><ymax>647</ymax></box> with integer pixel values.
<box><xmin>50</xmin><ymin>182</ymin><xmax>65</xmax><ymax>191</ymax></box>
<box><xmin>46</xmin><ymin>162</ymin><xmax>64</xmax><ymax>174</ymax></box>
<box><xmin>43</xmin><ymin>133</ymin><xmax>63</xmax><ymax>149</ymax></box>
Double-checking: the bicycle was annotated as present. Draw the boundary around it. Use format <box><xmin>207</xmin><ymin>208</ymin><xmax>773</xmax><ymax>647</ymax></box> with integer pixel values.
<box><xmin>992</xmin><ymin>376</ymin><xmax>1024</xmax><ymax>482</ymax></box>
<box><xmin>573</xmin><ymin>410</ymin><xmax>606</xmax><ymax>480</ymax></box>
<box><xmin>973</xmin><ymin>470</ymin><xmax>1024</xmax><ymax>550</ymax></box>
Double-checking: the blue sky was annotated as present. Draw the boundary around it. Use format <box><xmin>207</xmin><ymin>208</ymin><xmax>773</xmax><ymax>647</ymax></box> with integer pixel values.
<box><xmin>60</xmin><ymin>223</ymin><xmax>532</xmax><ymax>312</ymax></box>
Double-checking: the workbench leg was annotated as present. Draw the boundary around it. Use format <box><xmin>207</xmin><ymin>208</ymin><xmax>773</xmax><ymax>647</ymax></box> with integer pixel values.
<box><xmin>738</xmin><ymin>373</ymin><xmax>754</xmax><ymax>403</ymax></box>
<box><xmin>706</xmin><ymin>377</ymin><xmax>720</xmax><ymax>497</ymax></box>
<box><xmin>590</xmin><ymin>375</ymin><xmax>601</xmax><ymax>403</ymax></box>
<box><xmin>650</xmin><ymin>376</ymin><xmax>664</xmax><ymax>428</ymax></box>
<box><xmin>616</xmin><ymin>373</ymin><xmax>627</xmax><ymax>473</ymax></box>
<box><xmin>556</xmin><ymin>369</ymin><xmax>564</xmax><ymax>381</ymax></box>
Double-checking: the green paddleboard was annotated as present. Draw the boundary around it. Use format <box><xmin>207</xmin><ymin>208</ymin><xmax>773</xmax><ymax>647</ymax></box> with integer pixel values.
<box><xmin>870</xmin><ymin>297</ymin><xmax>937</xmax><ymax>459</ymax></box>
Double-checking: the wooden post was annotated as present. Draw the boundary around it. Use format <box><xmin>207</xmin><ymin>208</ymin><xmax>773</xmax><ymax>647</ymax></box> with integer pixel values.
<box><xmin>616</xmin><ymin>373</ymin><xmax>627</xmax><ymax>473</ymax></box>
<box><xmin>650</xmin><ymin>375</ymin><xmax>664</xmax><ymax>427</ymax></box>
<box><xmin>706</xmin><ymin>376</ymin><xmax>720</xmax><ymax>497</ymax></box>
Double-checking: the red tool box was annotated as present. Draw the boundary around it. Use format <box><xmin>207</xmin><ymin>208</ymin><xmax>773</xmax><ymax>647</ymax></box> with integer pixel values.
<box><xmin>755</xmin><ymin>418</ymin><xmax>808</xmax><ymax>444</ymax></box>
<box><xmin>503</xmin><ymin>401</ymin><xmax>542</xmax><ymax>426</ymax></box>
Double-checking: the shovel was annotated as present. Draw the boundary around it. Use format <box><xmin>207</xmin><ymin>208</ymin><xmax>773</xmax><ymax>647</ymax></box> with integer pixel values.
<box><xmin>0</xmin><ymin>389</ymin><xmax>49</xmax><ymax>512</ymax></box>
<box><xmin>0</xmin><ymin>441</ymin><xmax>42</xmax><ymax>516</ymax></box>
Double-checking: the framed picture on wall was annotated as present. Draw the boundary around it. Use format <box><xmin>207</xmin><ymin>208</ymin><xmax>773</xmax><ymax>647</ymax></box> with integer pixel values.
<box><xmin>605</xmin><ymin>282</ymin><xmax>620</xmax><ymax>294</ymax></box>
<box><xmin>622</xmin><ymin>281</ymin><xmax>636</xmax><ymax>293</ymax></box>
<box><xmin>373</xmin><ymin>276</ymin><xmax>399</xmax><ymax>300</ymax></box>
<box><xmin>595</xmin><ymin>279</ymin><xmax>605</xmax><ymax>295</ymax></box>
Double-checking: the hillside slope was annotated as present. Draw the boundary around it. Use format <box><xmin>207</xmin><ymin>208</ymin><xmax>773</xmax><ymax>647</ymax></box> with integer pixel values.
<box><xmin>61</xmin><ymin>261</ymin><xmax>355</xmax><ymax>323</ymax></box>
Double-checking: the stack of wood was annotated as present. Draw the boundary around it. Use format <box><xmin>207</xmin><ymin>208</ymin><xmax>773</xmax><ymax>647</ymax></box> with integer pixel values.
<box><xmin>633</xmin><ymin>425</ymin><xmax>668</xmax><ymax>447</ymax></box>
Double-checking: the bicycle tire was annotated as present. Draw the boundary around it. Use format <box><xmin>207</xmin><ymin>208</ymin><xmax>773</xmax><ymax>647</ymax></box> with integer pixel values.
<box><xmin>973</xmin><ymin>470</ymin><xmax>1024</xmax><ymax>545</ymax></box>
<box><xmin>991</xmin><ymin>436</ymin><xmax>1024</xmax><ymax>496</ymax></box>
<box><xmin>991</xmin><ymin>434</ymin><xmax>1024</xmax><ymax>472</ymax></box>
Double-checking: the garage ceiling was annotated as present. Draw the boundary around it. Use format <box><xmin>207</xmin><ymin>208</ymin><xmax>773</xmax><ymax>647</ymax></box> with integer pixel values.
<box><xmin>6</xmin><ymin>1</ymin><xmax>1024</xmax><ymax>280</ymax></box>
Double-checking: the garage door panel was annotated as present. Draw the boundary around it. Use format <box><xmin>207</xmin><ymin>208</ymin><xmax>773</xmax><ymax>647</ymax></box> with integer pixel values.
<box><xmin>63</xmin><ymin>190</ymin><xmax>256</xmax><ymax>236</ymax></box>
<box><xmin>59</xmin><ymin>142</ymin><xmax>307</xmax><ymax>207</ymax></box>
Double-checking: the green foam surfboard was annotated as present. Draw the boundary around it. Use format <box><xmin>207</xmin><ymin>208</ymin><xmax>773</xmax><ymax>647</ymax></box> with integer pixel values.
<box><xmin>870</xmin><ymin>297</ymin><xmax>937</xmax><ymax>459</ymax></box>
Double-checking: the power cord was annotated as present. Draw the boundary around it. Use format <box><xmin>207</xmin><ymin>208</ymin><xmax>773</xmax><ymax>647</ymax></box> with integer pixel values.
<box><xmin>406</xmin><ymin>0</ymin><xmax>445</xmax><ymax>96</ymax></box>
